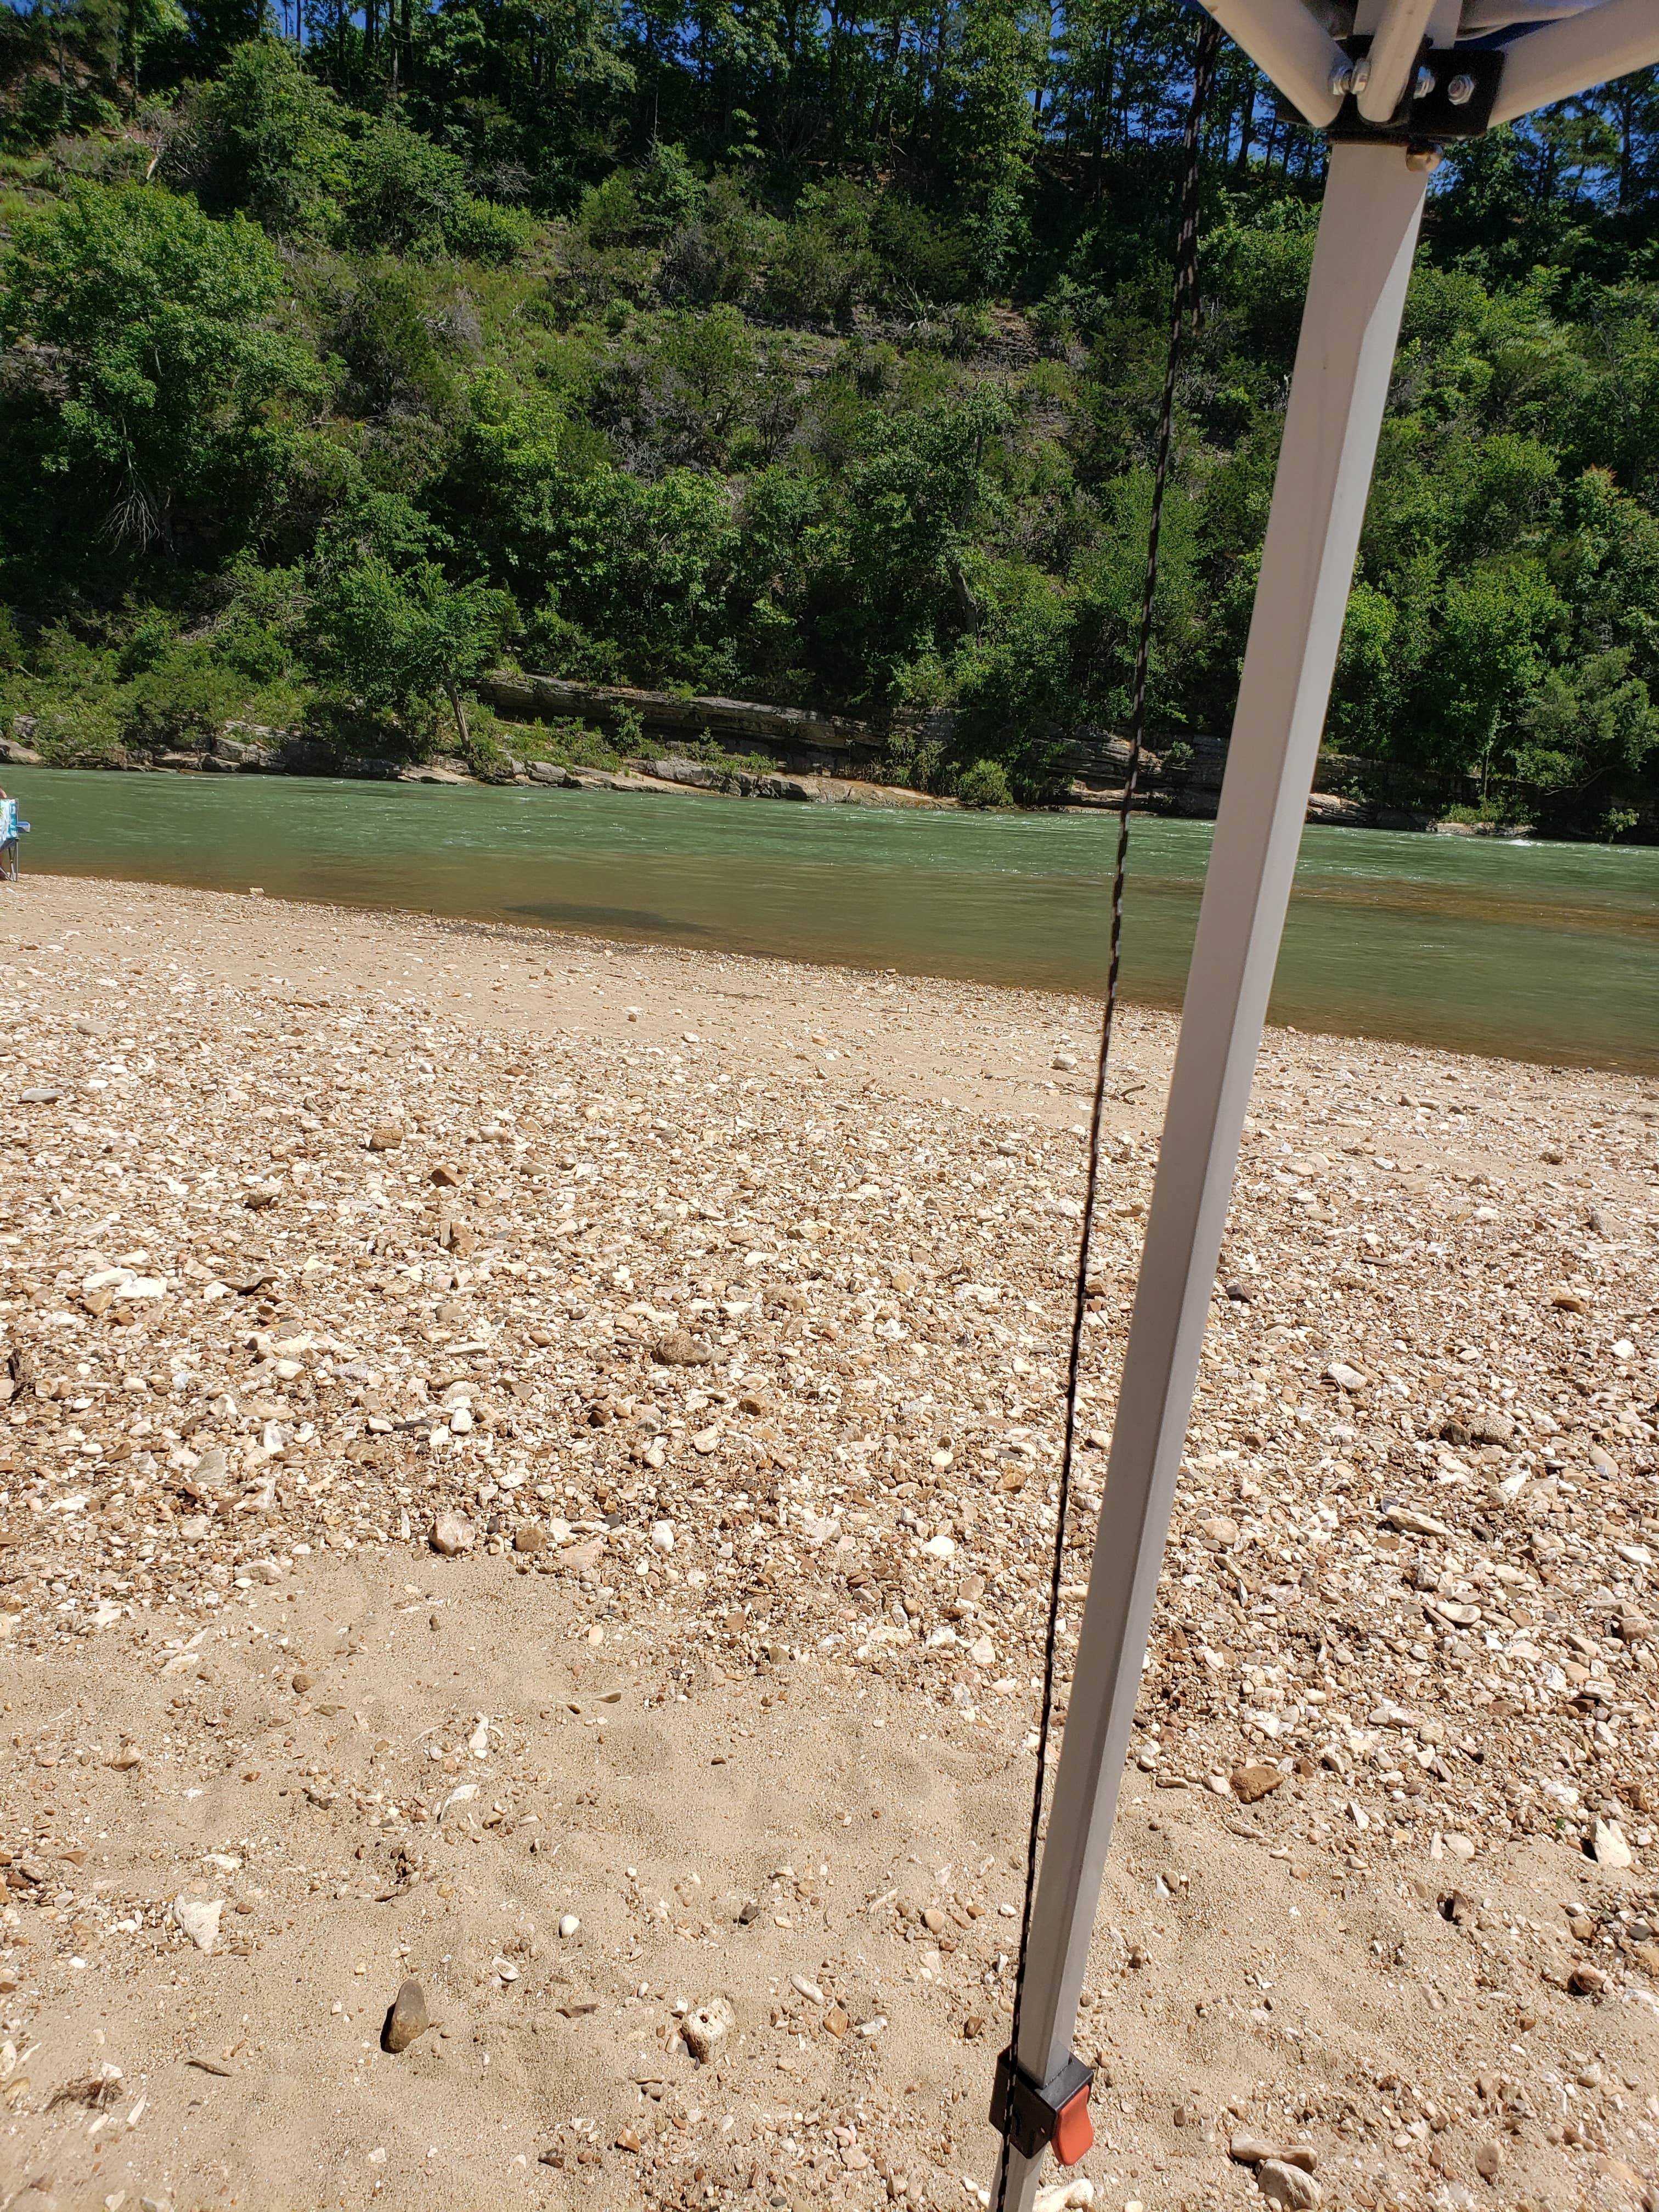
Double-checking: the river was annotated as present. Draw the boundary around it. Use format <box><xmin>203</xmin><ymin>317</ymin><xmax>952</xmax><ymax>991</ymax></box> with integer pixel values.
<box><xmin>4</xmin><ymin>766</ymin><xmax>1655</xmax><ymax>1073</ymax></box>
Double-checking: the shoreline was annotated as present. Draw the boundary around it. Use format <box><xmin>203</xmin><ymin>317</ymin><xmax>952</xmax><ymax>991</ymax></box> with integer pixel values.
<box><xmin>0</xmin><ymin>877</ymin><xmax>1653</xmax><ymax>2210</ymax></box>
<box><xmin>0</xmin><ymin>730</ymin><xmax>1545</xmax><ymax>837</ymax></box>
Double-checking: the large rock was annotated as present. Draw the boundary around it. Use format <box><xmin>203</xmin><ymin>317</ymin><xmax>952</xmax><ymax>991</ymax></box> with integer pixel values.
<box><xmin>207</xmin><ymin>728</ymin><xmax>279</xmax><ymax>770</ymax></box>
<box><xmin>479</xmin><ymin>671</ymin><xmax>871</xmax><ymax>759</ymax></box>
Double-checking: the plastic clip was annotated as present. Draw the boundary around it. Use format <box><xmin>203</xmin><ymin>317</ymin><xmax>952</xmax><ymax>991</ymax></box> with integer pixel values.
<box><xmin>989</xmin><ymin>2049</ymin><xmax>1094</xmax><ymax>2167</ymax></box>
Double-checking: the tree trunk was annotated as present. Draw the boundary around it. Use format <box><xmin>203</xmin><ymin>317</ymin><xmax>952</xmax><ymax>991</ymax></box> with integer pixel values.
<box><xmin>445</xmin><ymin>681</ymin><xmax>471</xmax><ymax>751</ymax></box>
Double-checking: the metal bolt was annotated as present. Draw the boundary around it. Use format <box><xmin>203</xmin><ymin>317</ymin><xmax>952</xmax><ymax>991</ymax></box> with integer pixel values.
<box><xmin>1329</xmin><ymin>61</ymin><xmax>1356</xmax><ymax>98</ymax></box>
<box><xmin>1414</xmin><ymin>65</ymin><xmax>1437</xmax><ymax>100</ymax></box>
<box><xmin>1351</xmin><ymin>55</ymin><xmax>1372</xmax><ymax>95</ymax></box>
<box><xmin>1447</xmin><ymin>72</ymin><xmax>1476</xmax><ymax>106</ymax></box>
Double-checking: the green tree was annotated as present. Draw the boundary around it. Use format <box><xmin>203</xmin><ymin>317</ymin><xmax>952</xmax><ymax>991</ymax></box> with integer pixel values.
<box><xmin>309</xmin><ymin>552</ymin><xmax>514</xmax><ymax>743</ymax></box>
<box><xmin>176</xmin><ymin>36</ymin><xmax>350</xmax><ymax>238</ymax></box>
<box><xmin>342</xmin><ymin>116</ymin><xmax>526</xmax><ymax>261</ymax></box>
<box><xmin>0</xmin><ymin>179</ymin><xmax>317</xmax><ymax>555</ymax></box>
<box><xmin>1514</xmin><ymin>648</ymin><xmax>1659</xmax><ymax>830</ymax></box>
<box><xmin>1425</xmin><ymin>560</ymin><xmax>1567</xmax><ymax>795</ymax></box>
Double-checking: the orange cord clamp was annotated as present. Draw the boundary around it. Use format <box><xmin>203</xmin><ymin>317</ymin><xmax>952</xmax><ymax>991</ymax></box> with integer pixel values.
<box><xmin>989</xmin><ymin>2050</ymin><xmax>1095</xmax><ymax>2168</ymax></box>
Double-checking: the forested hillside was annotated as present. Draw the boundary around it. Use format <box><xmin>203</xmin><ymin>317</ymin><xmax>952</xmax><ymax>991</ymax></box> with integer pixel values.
<box><xmin>2</xmin><ymin>0</ymin><xmax>1657</xmax><ymax>832</ymax></box>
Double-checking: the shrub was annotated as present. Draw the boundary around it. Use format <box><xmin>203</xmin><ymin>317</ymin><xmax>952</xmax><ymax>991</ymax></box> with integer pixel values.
<box><xmin>956</xmin><ymin>757</ymin><xmax>1013</xmax><ymax>808</ymax></box>
<box><xmin>330</xmin><ymin>269</ymin><xmax>458</xmax><ymax>420</ymax></box>
<box><xmin>447</xmin><ymin>196</ymin><xmax>531</xmax><ymax>267</ymax></box>
<box><xmin>344</xmin><ymin>119</ymin><xmax>469</xmax><ymax>257</ymax></box>
<box><xmin>765</xmin><ymin>180</ymin><xmax>872</xmax><ymax>327</ymax></box>
<box><xmin>25</xmin><ymin>696</ymin><xmax>125</xmax><ymax>763</ymax></box>
<box><xmin>120</xmin><ymin>651</ymin><xmax>250</xmax><ymax>750</ymax></box>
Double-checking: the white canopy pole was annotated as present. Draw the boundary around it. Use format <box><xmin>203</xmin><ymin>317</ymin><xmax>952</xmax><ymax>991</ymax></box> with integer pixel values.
<box><xmin>1489</xmin><ymin>0</ymin><xmax>1659</xmax><ymax>124</ymax></box>
<box><xmin>990</xmin><ymin>137</ymin><xmax>1428</xmax><ymax>2212</ymax></box>
<box><xmin>1204</xmin><ymin>0</ymin><xmax>1346</xmax><ymax>122</ymax></box>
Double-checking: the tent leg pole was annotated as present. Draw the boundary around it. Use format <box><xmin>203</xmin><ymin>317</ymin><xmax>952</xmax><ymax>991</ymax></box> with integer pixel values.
<box><xmin>992</xmin><ymin>140</ymin><xmax>1427</xmax><ymax>2212</ymax></box>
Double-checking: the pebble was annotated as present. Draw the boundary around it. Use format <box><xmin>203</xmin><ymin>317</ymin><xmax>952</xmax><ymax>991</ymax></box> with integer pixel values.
<box><xmin>1032</xmin><ymin>2184</ymin><xmax>1094</xmax><ymax>2212</ymax></box>
<box><xmin>381</xmin><ymin>1978</ymin><xmax>430</xmax><ymax>2054</ymax></box>
<box><xmin>558</xmin><ymin>1914</ymin><xmax>580</xmax><ymax>1937</ymax></box>
<box><xmin>3</xmin><ymin>882</ymin><xmax>1656</xmax><ymax>2208</ymax></box>
<box><xmin>1230</xmin><ymin>1764</ymin><xmax>1285</xmax><ymax>1804</ymax></box>
<box><xmin>1254</xmin><ymin>2160</ymin><xmax>1321</xmax><ymax>2209</ymax></box>
<box><xmin>681</xmin><ymin>1997</ymin><xmax>734</xmax><ymax>2062</ymax></box>
<box><xmin>431</xmin><ymin>1511</ymin><xmax>475</xmax><ymax>1556</ymax></box>
<box><xmin>652</xmin><ymin>1328</ymin><xmax>712</xmax><ymax>1368</ymax></box>
<box><xmin>1592</xmin><ymin>1816</ymin><xmax>1634</xmax><ymax>1869</ymax></box>
<box><xmin>513</xmin><ymin>1522</ymin><xmax>547</xmax><ymax>1553</ymax></box>
<box><xmin>172</xmin><ymin>1896</ymin><xmax>223</xmax><ymax>1954</ymax></box>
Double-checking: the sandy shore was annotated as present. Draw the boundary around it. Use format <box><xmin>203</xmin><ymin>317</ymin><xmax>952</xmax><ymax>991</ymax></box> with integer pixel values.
<box><xmin>0</xmin><ymin>874</ymin><xmax>1653</xmax><ymax>2212</ymax></box>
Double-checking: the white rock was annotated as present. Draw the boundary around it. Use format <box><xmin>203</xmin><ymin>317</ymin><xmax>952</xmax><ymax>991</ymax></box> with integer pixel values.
<box><xmin>431</xmin><ymin>1511</ymin><xmax>475</xmax><ymax>1556</ymax></box>
<box><xmin>681</xmin><ymin>1996</ymin><xmax>735</xmax><ymax>2062</ymax></box>
<box><xmin>467</xmin><ymin>1714</ymin><xmax>491</xmax><ymax>1758</ymax></box>
<box><xmin>1255</xmin><ymin>2160</ymin><xmax>1321</xmax><ymax>2210</ymax></box>
<box><xmin>1325</xmin><ymin>1363</ymin><xmax>1368</xmax><ymax>1392</ymax></box>
<box><xmin>651</xmin><ymin>1521</ymin><xmax>675</xmax><ymax>1554</ymax></box>
<box><xmin>1385</xmin><ymin>1504</ymin><xmax>1451</xmax><ymax>1538</ymax></box>
<box><xmin>1593</xmin><ymin>1818</ymin><xmax>1633</xmax><ymax>1870</ymax></box>
<box><xmin>791</xmin><ymin>1973</ymin><xmax>824</xmax><ymax>2005</ymax></box>
<box><xmin>968</xmin><ymin>1636</ymin><xmax>996</xmax><ymax>1667</ymax></box>
<box><xmin>172</xmin><ymin>1896</ymin><xmax>223</xmax><ymax>1954</ymax></box>
<box><xmin>922</xmin><ymin>1534</ymin><xmax>956</xmax><ymax>1560</ymax></box>
<box><xmin>558</xmin><ymin>1913</ymin><xmax>580</xmax><ymax>1938</ymax></box>
<box><xmin>1034</xmin><ymin>2183</ymin><xmax>1095</xmax><ymax>2212</ymax></box>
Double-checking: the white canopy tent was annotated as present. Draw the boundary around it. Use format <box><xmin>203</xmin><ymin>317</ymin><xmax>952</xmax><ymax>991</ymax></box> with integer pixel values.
<box><xmin>992</xmin><ymin>4</ymin><xmax>1659</xmax><ymax>2204</ymax></box>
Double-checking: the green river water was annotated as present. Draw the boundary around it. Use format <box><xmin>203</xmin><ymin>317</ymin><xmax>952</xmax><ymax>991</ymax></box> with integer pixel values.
<box><xmin>4</xmin><ymin>765</ymin><xmax>1655</xmax><ymax>1073</ymax></box>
